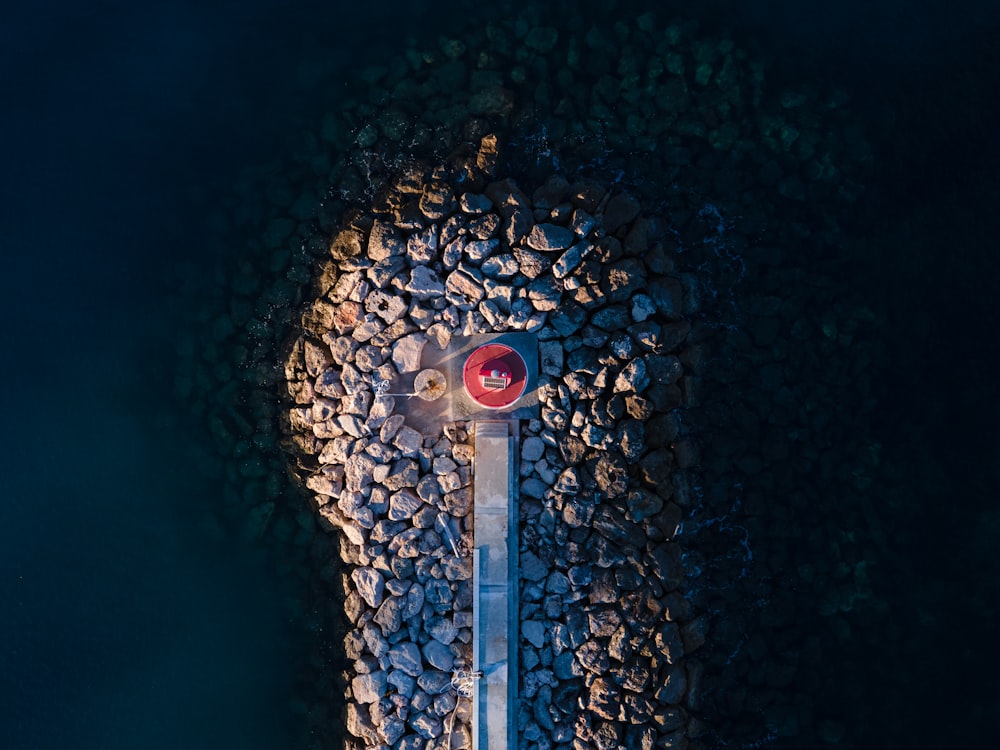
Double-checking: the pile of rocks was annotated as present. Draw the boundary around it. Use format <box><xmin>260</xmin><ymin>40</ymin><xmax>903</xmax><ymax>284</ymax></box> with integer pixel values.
<box><xmin>281</xmin><ymin>139</ymin><xmax>713</xmax><ymax>750</ymax></box>
<box><xmin>171</xmin><ymin>4</ymin><xmax>875</xmax><ymax>747</ymax></box>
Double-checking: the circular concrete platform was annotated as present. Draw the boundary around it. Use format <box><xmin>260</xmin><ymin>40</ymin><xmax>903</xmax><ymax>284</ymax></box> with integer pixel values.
<box><xmin>462</xmin><ymin>343</ymin><xmax>527</xmax><ymax>409</ymax></box>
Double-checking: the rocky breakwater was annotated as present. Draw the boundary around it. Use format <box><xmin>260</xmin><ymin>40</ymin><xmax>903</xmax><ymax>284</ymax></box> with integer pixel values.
<box><xmin>282</xmin><ymin>140</ymin><xmax>712</xmax><ymax>750</ymax></box>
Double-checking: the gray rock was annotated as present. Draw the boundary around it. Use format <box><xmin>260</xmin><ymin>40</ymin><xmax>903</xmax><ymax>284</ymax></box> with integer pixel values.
<box><xmin>545</xmin><ymin>571</ymin><xmax>571</xmax><ymax>595</ymax></box>
<box><xmin>440</xmin><ymin>555</ymin><xmax>471</xmax><ymax>581</ymax></box>
<box><xmin>329</xmin><ymin>229</ymin><xmax>364</xmax><ymax>261</ymax></box>
<box><xmin>521</xmin><ymin>477</ymin><xmax>548</xmax><ymax>500</ymax></box>
<box><xmin>420</xmin><ymin>180</ymin><xmax>456</xmax><ymax>221</ymax></box>
<box><xmin>588</xmin><ymin>677</ymin><xmax>621</xmax><ymax>721</ymax></box>
<box><xmin>478</xmin><ymin>298</ymin><xmax>506</xmax><ymax>328</ymax></box>
<box><xmin>614</xmin><ymin>357</ymin><xmax>650</xmax><ymax>393</ymax></box>
<box><xmin>513</xmin><ymin>247</ymin><xmax>551</xmax><ymax>279</ymax></box>
<box><xmin>654</xmin><ymin>663</ymin><xmax>687</xmax><ymax>705</ymax></box>
<box><xmin>552</xmin><ymin>241</ymin><xmax>594</xmax><ymax>279</ymax></box>
<box><xmin>539</xmin><ymin>340</ymin><xmax>564</xmax><ymax>377</ymax></box>
<box><xmin>370</xmin><ymin>519</ymin><xmax>407</xmax><ymax>544</ymax></box>
<box><xmin>648</xmin><ymin>541</ymin><xmax>684</xmax><ymax>592</ymax></box>
<box><xmin>352</xmin><ymin>670</ymin><xmax>387</xmax><ymax>704</ymax></box>
<box><xmin>392</xmin><ymin>333</ymin><xmax>426</xmax><ymax>373</ymax></box>
<box><xmin>444</xmin><ymin>487</ymin><xmax>473</xmax><ymax>517</ymax></box>
<box><xmin>389</xmin><ymin>489</ymin><xmax>423</xmax><ymax>520</ymax></box>
<box><xmin>655</xmin><ymin>622</ymin><xmax>685</xmax><ymax>666</ymax></box>
<box><xmin>406</xmin><ymin>265</ymin><xmax>445</xmax><ymax>299</ymax></box>
<box><xmin>526</xmin><ymin>223</ymin><xmax>575</xmax><ymax>252</ymax></box>
<box><xmin>576</xmin><ymin>640</ymin><xmax>610</xmax><ymax>673</ymax></box>
<box><xmin>422</xmin><ymin>640</ymin><xmax>454</xmax><ymax>671</ymax></box>
<box><xmin>383</xmin><ymin>458</ymin><xmax>420</xmax><ymax>490</ymax></box>
<box><xmin>379</xmin><ymin>717</ymin><xmax>407</xmax><ymax>746</ymax></box>
<box><xmin>344</xmin><ymin>453</ymin><xmax>377</xmax><ymax>492</ymax></box>
<box><xmin>570</xmin><ymin>209</ymin><xmax>598</xmax><ymax>237</ymax></box>
<box><xmin>647</xmin><ymin>277</ymin><xmax>685</xmax><ymax>320</ymax></box>
<box><xmin>521</xmin><ymin>436</ymin><xmax>546</xmax><ymax>462</ymax></box>
<box><xmin>590</xmin><ymin>305</ymin><xmax>631</xmax><ymax>331</ymax></box>
<box><xmin>389</xmin><ymin>642</ymin><xmax>423</xmax><ymax>677</ymax></box>
<box><xmin>554</xmin><ymin>467</ymin><xmax>581</xmax><ymax>494</ymax></box>
<box><xmin>520</xmin><ymin>550</ymin><xmax>549</xmax><ymax>582</ymax></box>
<box><xmin>362</xmin><ymin>622</ymin><xmax>389</xmax><ymax>658</ymax></box>
<box><xmin>417</xmin><ymin>669</ymin><xmax>453</xmax><ymax>695</ymax></box>
<box><xmin>481</xmin><ymin>253</ymin><xmax>519</xmax><ymax>278</ymax></box>
<box><xmin>426</xmin><ymin>616</ymin><xmax>458</xmax><ymax>645</ymax></box>
<box><xmin>379</xmin><ymin>413</ymin><xmax>405</xmax><ymax>443</ymax></box>
<box><xmin>601</xmin><ymin>193</ymin><xmax>641</xmax><ymax>233</ymax></box>
<box><xmin>553</xmin><ymin>651</ymin><xmax>582</xmax><ymax>679</ymax></box>
<box><xmin>424</xmin><ymin>578</ymin><xmax>453</xmax><ymax>607</ymax></box>
<box><xmin>407</xmin><ymin>224</ymin><xmax>439</xmax><ymax>265</ymax></box>
<box><xmin>345</xmin><ymin>703</ymin><xmax>377</xmax><ymax>743</ymax></box>
<box><xmin>387</xmin><ymin>669</ymin><xmax>416</xmax><ymax>698</ymax></box>
<box><xmin>445</xmin><ymin>267</ymin><xmax>485</xmax><ymax>310</ymax></box>
<box><xmin>410</xmin><ymin>711</ymin><xmax>443</xmax><ymax>740</ymax></box>
<box><xmin>465</xmin><ymin>238</ymin><xmax>499</xmax><ymax>262</ymax></box>
<box><xmin>401</xmin><ymin>582</ymin><xmax>425</xmax><ymax>620</ymax></box>
<box><xmin>592</xmin><ymin>454</ymin><xmax>630</xmax><ymax>500</ymax></box>
<box><xmin>352</xmin><ymin>567</ymin><xmax>385</xmax><ymax>609</ymax></box>
<box><xmin>337</xmin><ymin>413</ymin><xmax>367</xmax><ymax>438</ymax></box>
<box><xmin>373</xmin><ymin>595</ymin><xmax>403</xmax><ymax>633</ymax></box>
<box><xmin>549</xmin><ymin>302</ymin><xmax>588</xmax><ymax>337</ymax></box>
<box><xmin>589</xmin><ymin>569</ymin><xmax>620</xmax><ymax>605</ymax></box>
<box><xmin>631</xmin><ymin>293</ymin><xmax>657</xmax><ymax>322</ymax></box>
<box><xmin>368</xmin><ymin>220</ymin><xmax>405</xmax><ymax>261</ymax></box>
<box><xmin>460</xmin><ymin>192</ymin><xmax>492</xmax><ymax>214</ymax></box>
<box><xmin>522</xmin><ymin>619</ymin><xmax>546</xmax><ymax>648</ymax></box>
<box><xmin>626</xmin><ymin>489</ymin><xmax>663</xmax><ymax>523</ymax></box>
<box><xmin>367</xmin><ymin>257</ymin><xmax>407</xmax><ymax>289</ymax></box>
<box><xmin>393</xmin><ymin>425</ymin><xmax>424</xmax><ymax>457</ymax></box>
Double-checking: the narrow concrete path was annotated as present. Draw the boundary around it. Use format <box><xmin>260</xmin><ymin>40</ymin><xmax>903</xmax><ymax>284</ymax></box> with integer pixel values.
<box><xmin>472</xmin><ymin>420</ymin><xmax>519</xmax><ymax>750</ymax></box>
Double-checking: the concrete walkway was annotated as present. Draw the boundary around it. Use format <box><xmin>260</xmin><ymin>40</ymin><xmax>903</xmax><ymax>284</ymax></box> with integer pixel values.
<box><xmin>472</xmin><ymin>420</ymin><xmax>519</xmax><ymax>750</ymax></box>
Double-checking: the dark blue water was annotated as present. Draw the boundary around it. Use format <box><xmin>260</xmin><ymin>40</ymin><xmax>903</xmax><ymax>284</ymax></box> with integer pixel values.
<box><xmin>2</xmin><ymin>1</ymin><xmax>998</xmax><ymax>748</ymax></box>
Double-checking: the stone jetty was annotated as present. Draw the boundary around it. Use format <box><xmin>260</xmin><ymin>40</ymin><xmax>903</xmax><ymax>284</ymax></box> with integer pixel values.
<box><xmin>282</xmin><ymin>138</ymin><xmax>710</xmax><ymax>750</ymax></box>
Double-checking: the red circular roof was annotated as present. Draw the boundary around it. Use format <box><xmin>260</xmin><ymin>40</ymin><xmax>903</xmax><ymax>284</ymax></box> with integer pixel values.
<box><xmin>462</xmin><ymin>343</ymin><xmax>527</xmax><ymax>409</ymax></box>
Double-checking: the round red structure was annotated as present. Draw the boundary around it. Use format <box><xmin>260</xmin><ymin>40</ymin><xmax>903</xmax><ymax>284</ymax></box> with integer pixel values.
<box><xmin>462</xmin><ymin>343</ymin><xmax>528</xmax><ymax>409</ymax></box>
